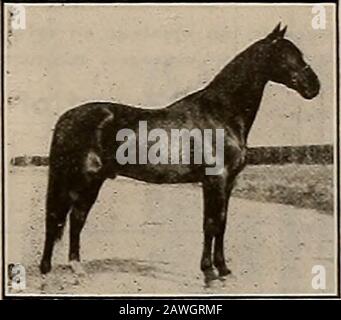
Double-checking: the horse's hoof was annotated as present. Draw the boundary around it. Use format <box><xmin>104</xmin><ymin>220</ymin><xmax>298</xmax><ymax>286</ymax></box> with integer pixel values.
<box><xmin>218</xmin><ymin>265</ymin><xmax>231</xmax><ymax>278</ymax></box>
<box><xmin>203</xmin><ymin>268</ymin><xmax>219</xmax><ymax>284</ymax></box>
<box><xmin>69</xmin><ymin>260</ymin><xmax>86</xmax><ymax>277</ymax></box>
<box><xmin>40</xmin><ymin>260</ymin><xmax>51</xmax><ymax>274</ymax></box>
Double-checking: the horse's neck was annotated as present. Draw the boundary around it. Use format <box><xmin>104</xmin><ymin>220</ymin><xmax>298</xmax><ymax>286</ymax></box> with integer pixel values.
<box><xmin>203</xmin><ymin>43</ymin><xmax>269</xmax><ymax>143</ymax></box>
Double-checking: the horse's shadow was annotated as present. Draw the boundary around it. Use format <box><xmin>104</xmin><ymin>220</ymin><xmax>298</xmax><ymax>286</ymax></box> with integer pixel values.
<box><xmin>23</xmin><ymin>258</ymin><xmax>226</xmax><ymax>293</ymax></box>
<box><xmin>80</xmin><ymin>257</ymin><xmax>169</xmax><ymax>277</ymax></box>
<box><xmin>27</xmin><ymin>257</ymin><xmax>170</xmax><ymax>278</ymax></box>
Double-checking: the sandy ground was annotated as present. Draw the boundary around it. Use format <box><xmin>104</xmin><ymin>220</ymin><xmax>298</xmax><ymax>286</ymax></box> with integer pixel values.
<box><xmin>5</xmin><ymin>167</ymin><xmax>336</xmax><ymax>296</ymax></box>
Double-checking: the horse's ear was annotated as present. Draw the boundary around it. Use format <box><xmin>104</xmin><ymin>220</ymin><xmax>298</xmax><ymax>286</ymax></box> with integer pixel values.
<box><xmin>278</xmin><ymin>25</ymin><xmax>287</xmax><ymax>38</ymax></box>
<box><xmin>267</xmin><ymin>23</ymin><xmax>287</xmax><ymax>42</ymax></box>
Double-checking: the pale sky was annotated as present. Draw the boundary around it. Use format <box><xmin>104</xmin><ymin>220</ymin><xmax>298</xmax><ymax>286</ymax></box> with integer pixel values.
<box><xmin>5</xmin><ymin>4</ymin><xmax>336</xmax><ymax>157</ymax></box>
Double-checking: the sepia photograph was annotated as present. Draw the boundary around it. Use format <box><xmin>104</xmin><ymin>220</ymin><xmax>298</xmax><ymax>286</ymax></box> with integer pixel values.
<box><xmin>2</xmin><ymin>2</ymin><xmax>339</xmax><ymax>298</ymax></box>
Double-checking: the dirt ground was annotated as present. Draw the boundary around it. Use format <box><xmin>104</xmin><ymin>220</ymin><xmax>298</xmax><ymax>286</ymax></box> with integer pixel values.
<box><xmin>5</xmin><ymin>167</ymin><xmax>336</xmax><ymax>296</ymax></box>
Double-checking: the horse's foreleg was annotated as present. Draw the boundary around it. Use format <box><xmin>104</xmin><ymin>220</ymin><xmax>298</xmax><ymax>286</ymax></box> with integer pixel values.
<box><xmin>201</xmin><ymin>176</ymin><xmax>228</xmax><ymax>282</ymax></box>
<box><xmin>213</xmin><ymin>182</ymin><xmax>233</xmax><ymax>277</ymax></box>
<box><xmin>68</xmin><ymin>178</ymin><xmax>104</xmax><ymax>274</ymax></box>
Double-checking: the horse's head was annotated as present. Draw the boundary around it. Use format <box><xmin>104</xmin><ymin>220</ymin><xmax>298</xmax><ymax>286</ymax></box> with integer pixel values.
<box><xmin>264</xmin><ymin>23</ymin><xmax>320</xmax><ymax>100</ymax></box>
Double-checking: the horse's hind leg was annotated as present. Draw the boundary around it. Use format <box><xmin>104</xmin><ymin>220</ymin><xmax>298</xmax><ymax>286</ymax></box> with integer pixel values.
<box><xmin>68</xmin><ymin>177</ymin><xmax>104</xmax><ymax>274</ymax></box>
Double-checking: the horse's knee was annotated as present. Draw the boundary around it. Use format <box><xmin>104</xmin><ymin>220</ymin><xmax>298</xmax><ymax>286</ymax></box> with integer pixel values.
<box><xmin>204</xmin><ymin>217</ymin><xmax>224</xmax><ymax>236</ymax></box>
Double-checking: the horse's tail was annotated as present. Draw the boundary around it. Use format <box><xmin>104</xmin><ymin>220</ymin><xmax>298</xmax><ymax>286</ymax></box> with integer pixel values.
<box><xmin>40</xmin><ymin>112</ymin><xmax>77</xmax><ymax>273</ymax></box>
<box><xmin>44</xmin><ymin>111</ymin><xmax>77</xmax><ymax>242</ymax></box>
<box><xmin>45</xmin><ymin>168</ymin><xmax>72</xmax><ymax>243</ymax></box>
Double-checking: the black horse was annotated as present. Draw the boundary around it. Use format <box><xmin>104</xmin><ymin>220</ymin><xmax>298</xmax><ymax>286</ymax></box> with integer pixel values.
<box><xmin>40</xmin><ymin>24</ymin><xmax>320</xmax><ymax>282</ymax></box>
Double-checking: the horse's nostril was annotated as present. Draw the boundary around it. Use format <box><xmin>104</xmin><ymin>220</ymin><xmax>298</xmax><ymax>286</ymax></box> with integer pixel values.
<box><xmin>311</xmin><ymin>78</ymin><xmax>320</xmax><ymax>96</ymax></box>
<box><xmin>304</xmin><ymin>81</ymin><xmax>320</xmax><ymax>99</ymax></box>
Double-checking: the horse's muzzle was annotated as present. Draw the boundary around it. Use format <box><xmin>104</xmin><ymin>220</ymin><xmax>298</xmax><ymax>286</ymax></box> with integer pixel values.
<box><xmin>297</xmin><ymin>66</ymin><xmax>320</xmax><ymax>100</ymax></box>
<box><xmin>301</xmin><ymin>79</ymin><xmax>320</xmax><ymax>100</ymax></box>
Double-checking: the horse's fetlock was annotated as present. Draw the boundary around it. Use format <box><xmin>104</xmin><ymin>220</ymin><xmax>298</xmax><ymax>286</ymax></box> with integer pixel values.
<box><xmin>200</xmin><ymin>258</ymin><xmax>213</xmax><ymax>271</ymax></box>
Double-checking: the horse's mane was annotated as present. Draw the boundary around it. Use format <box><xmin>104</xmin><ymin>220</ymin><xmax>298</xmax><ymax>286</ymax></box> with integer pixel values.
<box><xmin>207</xmin><ymin>38</ymin><xmax>270</xmax><ymax>93</ymax></box>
